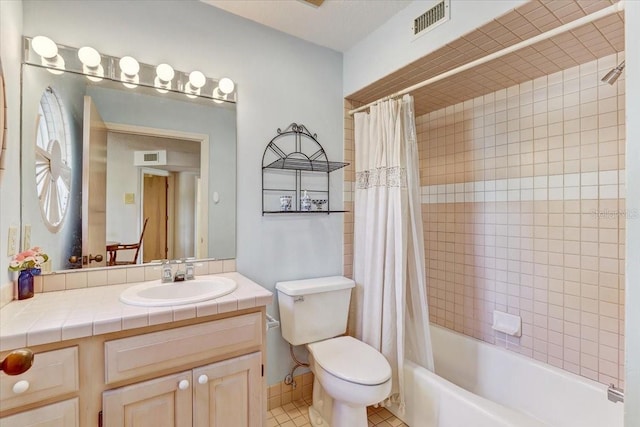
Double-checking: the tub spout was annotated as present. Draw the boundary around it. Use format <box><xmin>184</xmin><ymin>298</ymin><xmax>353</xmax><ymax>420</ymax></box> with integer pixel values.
<box><xmin>607</xmin><ymin>384</ymin><xmax>624</xmax><ymax>404</ymax></box>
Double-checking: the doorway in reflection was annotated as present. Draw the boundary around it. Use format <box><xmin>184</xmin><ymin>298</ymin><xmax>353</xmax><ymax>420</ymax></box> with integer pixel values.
<box><xmin>106</xmin><ymin>131</ymin><xmax>201</xmax><ymax>264</ymax></box>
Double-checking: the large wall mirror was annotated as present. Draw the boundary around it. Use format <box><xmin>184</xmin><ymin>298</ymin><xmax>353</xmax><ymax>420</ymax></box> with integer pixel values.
<box><xmin>21</xmin><ymin>64</ymin><xmax>237</xmax><ymax>273</ymax></box>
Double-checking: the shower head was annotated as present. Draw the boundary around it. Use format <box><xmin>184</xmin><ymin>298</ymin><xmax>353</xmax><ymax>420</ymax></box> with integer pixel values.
<box><xmin>601</xmin><ymin>60</ymin><xmax>625</xmax><ymax>85</ymax></box>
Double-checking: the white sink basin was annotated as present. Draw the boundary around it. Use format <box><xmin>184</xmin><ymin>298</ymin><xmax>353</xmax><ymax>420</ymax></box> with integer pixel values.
<box><xmin>119</xmin><ymin>277</ymin><xmax>237</xmax><ymax>307</ymax></box>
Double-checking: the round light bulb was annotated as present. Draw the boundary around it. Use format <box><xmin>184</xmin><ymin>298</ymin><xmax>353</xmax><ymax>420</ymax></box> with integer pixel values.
<box><xmin>84</xmin><ymin>63</ymin><xmax>104</xmax><ymax>82</ymax></box>
<box><xmin>218</xmin><ymin>77</ymin><xmax>235</xmax><ymax>94</ymax></box>
<box><xmin>44</xmin><ymin>55</ymin><xmax>65</xmax><ymax>75</ymax></box>
<box><xmin>189</xmin><ymin>71</ymin><xmax>206</xmax><ymax>89</ymax></box>
<box><xmin>86</xmin><ymin>69</ymin><xmax>104</xmax><ymax>82</ymax></box>
<box><xmin>121</xmin><ymin>74</ymin><xmax>139</xmax><ymax>88</ymax></box>
<box><xmin>156</xmin><ymin>63</ymin><xmax>175</xmax><ymax>83</ymax></box>
<box><xmin>32</xmin><ymin>36</ymin><xmax>58</xmax><ymax>59</ymax></box>
<box><xmin>119</xmin><ymin>56</ymin><xmax>140</xmax><ymax>76</ymax></box>
<box><xmin>78</xmin><ymin>46</ymin><xmax>101</xmax><ymax>68</ymax></box>
<box><xmin>154</xmin><ymin>79</ymin><xmax>169</xmax><ymax>94</ymax></box>
<box><xmin>212</xmin><ymin>87</ymin><xmax>227</xmax><ymax>103</ymax></box>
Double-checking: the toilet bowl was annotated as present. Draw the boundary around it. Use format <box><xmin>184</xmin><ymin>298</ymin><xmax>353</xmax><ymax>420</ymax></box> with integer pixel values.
<box><xmin>275</xmin><ymin>276</ymin><xmax>392</xmax><ymax>427</ymax></box>
<box><xmin>306</xmin><ymin>336</ymin><xmax>391</xmax><ymax>427</ymax></box>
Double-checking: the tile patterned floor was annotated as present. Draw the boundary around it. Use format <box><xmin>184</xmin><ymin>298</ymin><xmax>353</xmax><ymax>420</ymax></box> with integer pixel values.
<box><xmin>268</xmin><ymin>398</ymin><xmax>409</xmax><ymax>427</ymax></box>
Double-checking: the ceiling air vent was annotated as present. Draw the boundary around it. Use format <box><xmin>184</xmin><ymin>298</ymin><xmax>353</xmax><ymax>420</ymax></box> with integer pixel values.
<box><xmin>134</xmin><ymin>150</ymin><xmax>167</xmax><ymax>166</ymax></box>
<box><xmin>413</xmin><ymin>0</ymin><xmax>450</xmax><ymax>38</ymax></box>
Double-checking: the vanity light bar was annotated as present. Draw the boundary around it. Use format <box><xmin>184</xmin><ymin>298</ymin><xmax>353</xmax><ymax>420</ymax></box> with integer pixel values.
<box><xmin>23</xmin><ymin>36</ymin><xmax>237</xmax><ymax>104</ymax></box>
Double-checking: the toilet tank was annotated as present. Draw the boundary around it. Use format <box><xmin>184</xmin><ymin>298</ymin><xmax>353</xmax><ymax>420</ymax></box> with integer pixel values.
<box><xmin>276</xmin><ymin>276</ymin><xmax>355</xmax><ymax>346</ymax></box>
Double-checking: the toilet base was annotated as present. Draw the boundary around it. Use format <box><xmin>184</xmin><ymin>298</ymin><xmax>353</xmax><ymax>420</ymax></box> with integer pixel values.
<box><xmin>309</xmin><ymin>405</ymin><xmax>329</xmax><ymax>427</ymax></box>
<box><xmin>308</xmin><ymin>401</ymin><xmax>368</xmax><ymax>427</ymax></box>
<box><xmin>331</xmin><ymin>401</ymin><xmax>368</xmax><ymax>427</ymax></box>
<box><xmin>308</xmin><ymin>374</ymin><xmax>369</xmax><ymax>427</ymax></box>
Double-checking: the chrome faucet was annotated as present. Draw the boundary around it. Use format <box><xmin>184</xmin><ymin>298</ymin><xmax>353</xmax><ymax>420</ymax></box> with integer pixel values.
<box><xmin>608</xmin><ymin>384</ymin><xmax>624</xmax><ymax>403</ymax></box>
<box><xmin>173</xmin><ymin>260</ymin><xmax>186</xmax><ymax>282</ymax></box>
<box><xmin>183</xmin><ymin>258</ymin><xmax>195</xmax><ymax>280</ymax></box>
<box><xmin>160</xmin><ymin>259</ymin><xmax>196</xmax><ymax>283</ymax></box>
<box><xmin>161</xmin><ymin>260</ymin><xmax>173</xmax><ymax>283</ymax></box>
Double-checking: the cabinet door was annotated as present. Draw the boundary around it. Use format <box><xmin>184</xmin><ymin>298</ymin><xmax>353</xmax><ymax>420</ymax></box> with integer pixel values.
<box><xmin>193</xmin><ymin>352</ymin><xmax>262</xmax><ymax>427</ymax></box>
<box><xmin>0</xmin><ymin>397</ymin><xmax>79</xmax><ymax>427</ymax></box>
<box><xmin>102</xmin><ymin>371</ymin><xmax>192</xmax><ymax>427</ymax></box>
<box><xmin>0</xmin><ymin>346</ymin><xmax>79</xmax><ymax>411</ymax></box>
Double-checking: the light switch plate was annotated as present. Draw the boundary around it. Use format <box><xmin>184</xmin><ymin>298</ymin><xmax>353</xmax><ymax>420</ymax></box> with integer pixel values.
<box><xmin>124</xmin><ymin>193</ymin><xmax>135</xmax><ymax>204</ymax></box>
<box><xmin>7</xmin><ymin>226</ymin><xmax>17</xmax><ymax>256</ymax></box>
<box><xmin>23</xmin><ymin>224</ymin><xmax>31</xmax><ymax>249</ymax></box>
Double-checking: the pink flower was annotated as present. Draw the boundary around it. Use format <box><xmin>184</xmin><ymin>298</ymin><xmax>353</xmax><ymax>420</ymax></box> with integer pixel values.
<box><xmin>8</xmin><ymin>247</ymin><xmax>49</xmax><ymax>272</ymax></box>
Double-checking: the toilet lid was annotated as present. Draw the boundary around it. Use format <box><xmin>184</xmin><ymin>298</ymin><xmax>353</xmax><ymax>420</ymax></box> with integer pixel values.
<box><xmin>307</xmin><ymin>336</ymin><xmax>391</xmax><ymax>386</ymax></box>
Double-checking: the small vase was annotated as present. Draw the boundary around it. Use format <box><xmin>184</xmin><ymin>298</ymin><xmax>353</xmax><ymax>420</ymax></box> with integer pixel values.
<box><xmin>17</xmin><ymin>269</ymin><xmax>37</xmax><ymax>300</ymax></box>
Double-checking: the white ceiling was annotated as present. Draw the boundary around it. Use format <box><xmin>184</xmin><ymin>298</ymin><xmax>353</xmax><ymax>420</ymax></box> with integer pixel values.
<box><xmin>201</xmin><ymin>0</ymin><xmax>413</xmax><ymax>52</ymax></box>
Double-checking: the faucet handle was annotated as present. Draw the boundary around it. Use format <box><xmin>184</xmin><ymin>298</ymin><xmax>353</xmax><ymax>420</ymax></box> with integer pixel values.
<box><xmin>181</xmin><ymin>258</ymin><xmax>195</xmax><ymax>280</ymax></box>
<box><xmin>161</xmin><ymin>260</ymin><xmax>173</xmax><ymax>282</ymax></box>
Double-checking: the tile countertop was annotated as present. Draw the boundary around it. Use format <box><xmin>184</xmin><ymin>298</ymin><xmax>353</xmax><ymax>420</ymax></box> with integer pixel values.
<box><xmin>0</xmin><ymin>272</ymin><xmax>273</xmax><ymax>352</ymax></box>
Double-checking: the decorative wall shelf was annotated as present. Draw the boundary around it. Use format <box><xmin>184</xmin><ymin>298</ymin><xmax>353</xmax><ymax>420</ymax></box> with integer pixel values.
<box><xmin>261</xmin><ymin>123</ymin><xmax>348</xmax><ymax>215</ymax></box>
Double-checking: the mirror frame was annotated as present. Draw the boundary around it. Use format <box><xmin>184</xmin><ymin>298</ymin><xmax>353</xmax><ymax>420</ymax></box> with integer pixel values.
<box><xmin>0</xmin><ymin>69</ymin><xmax>6</xmax><ymax>176</ymax></box>
<box><xmin>20</xmin><ymin>37</ymin><xmax>238</xmax><ymax>274</ymax></box>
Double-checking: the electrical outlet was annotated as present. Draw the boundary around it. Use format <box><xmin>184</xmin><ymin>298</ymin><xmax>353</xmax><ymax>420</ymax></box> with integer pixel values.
<box><xmin>23</xmin><ymin>224</ymin><xmax>31</xmax><ymax>249</ymax></box>
<box><xmin>7</xmin><ymin>226</ymin><xmax>17</xmax><ymax>256</ymax></box>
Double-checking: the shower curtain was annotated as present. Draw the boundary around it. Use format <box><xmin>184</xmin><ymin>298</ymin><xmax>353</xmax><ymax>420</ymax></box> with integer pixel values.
<box><xmin>353</xmin><ymin>94</ymin><xmax>434</xmax><ymax>410</ymax></box>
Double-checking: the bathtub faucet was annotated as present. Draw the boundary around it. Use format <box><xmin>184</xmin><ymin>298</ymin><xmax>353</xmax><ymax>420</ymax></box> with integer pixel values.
<box><xmin>607</xmin><ymin>384</ymin><xmax>624</xmax><ymax>404</ymax></box>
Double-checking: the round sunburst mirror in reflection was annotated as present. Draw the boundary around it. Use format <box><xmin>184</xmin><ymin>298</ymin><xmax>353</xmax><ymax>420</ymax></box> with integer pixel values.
<box><xmin>35</xmin><ymin>87</ymin><xmax>72</xmax><ymax>232</ymax></box>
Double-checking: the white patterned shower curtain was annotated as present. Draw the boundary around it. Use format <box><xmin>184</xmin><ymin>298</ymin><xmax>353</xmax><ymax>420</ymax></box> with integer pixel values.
<box><xmin>353</xmin><ymin>94</ymin><xmax>434</xmax><ymax>410</ymax></box>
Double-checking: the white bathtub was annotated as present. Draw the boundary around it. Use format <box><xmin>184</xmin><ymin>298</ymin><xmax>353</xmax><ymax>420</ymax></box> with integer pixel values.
<box><xmin>389</xmin><ymin>325</ymin><xmax>624</xmax><ymax>427</ymax></box>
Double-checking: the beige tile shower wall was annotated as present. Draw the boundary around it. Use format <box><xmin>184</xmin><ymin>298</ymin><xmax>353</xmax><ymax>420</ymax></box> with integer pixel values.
<box><xmin>344</xmin><ymin>100</ymin><xmax>356</xmax><ymax>337</ymax></box>
<box><xmin>344</xmin><ymin>99</ymin><xmax>356</xmax><ymax>280</ymax></box>
<box><xmin>418</xmin><ymin>53</ymin><xmax>626</xmax><ymax>388</ymax></box>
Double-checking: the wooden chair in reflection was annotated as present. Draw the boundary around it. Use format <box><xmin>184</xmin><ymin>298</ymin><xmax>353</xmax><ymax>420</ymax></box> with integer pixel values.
<box><xmin>107</xmin><ymin>218</ymin><xmax>149</xmax><ymax>266</ymax></box>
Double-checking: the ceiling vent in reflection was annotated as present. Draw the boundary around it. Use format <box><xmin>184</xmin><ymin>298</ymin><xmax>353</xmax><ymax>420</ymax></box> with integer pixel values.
<box><xmin>413</xmin><ymin>0</ymin><xmax>450</xmax><ymax>38</ymax></box>
<box><xmin>134</xmin><ymin>150</ymin><xmax>167</xmax><ymax>166</ymax></box>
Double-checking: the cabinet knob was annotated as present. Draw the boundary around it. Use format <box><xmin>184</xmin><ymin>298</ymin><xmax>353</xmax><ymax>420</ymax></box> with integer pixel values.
<box><xmin>12</xmin><ymin>380</ymin><xmax>30</xmax><ymax>394</ymax></box>
<box><xmin>178</xmin><ymin>379</ymin><xmax>190</xmax><ymax>390</ymax></box>
<box><xmin>198</xmin><ymin>374</ymin><xmax>208</xmax><ymax>385</ymax></box>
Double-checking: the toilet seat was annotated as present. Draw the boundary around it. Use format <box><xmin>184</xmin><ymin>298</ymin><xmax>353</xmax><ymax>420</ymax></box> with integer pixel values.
<box><xmin>307</xmin><ymin>336</ymin><xmax>391</xmax><ymax>386</ymax></box>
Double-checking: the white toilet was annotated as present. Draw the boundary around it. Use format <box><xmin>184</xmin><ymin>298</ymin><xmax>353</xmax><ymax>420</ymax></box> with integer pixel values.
<box><xmin>276</xmin><ymin>276</ymin><xmax>391</xmax><ymax>427</ymax></box>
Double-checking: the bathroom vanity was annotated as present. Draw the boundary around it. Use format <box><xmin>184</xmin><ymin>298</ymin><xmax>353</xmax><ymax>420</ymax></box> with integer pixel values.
<box><xmin>0</xmin><ymin>272</ymin><xmax>272</xmax><ymax>426</ymax></box>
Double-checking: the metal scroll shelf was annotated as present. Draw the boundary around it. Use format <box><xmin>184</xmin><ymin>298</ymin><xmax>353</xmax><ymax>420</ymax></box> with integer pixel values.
<box><xmin>261</xmin><ymin>123</ymin><xmax>348</xmax><ymax>215</ymax></box>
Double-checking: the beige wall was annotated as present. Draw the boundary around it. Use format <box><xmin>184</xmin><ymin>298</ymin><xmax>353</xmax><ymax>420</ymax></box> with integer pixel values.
<box><xmin>345</xmin><ymin>52</ymin><xmax>626</xmax><ymax>388</ymax></box>
<box><xmin>0</xmin><ymin>0</ymin><xmax>23</xmax><ymax>307</ymax></box>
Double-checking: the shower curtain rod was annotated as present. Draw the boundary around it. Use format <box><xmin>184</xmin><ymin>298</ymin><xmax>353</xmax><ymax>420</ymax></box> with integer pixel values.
<box><xmin>348</xmin><ymin>0</ymin><xmax>625</xmax><ymax>116</ymax></box>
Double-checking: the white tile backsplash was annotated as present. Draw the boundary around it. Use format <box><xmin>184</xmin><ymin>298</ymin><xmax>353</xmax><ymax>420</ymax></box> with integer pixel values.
<box><xmin>600</xmin><ymin>170</ymin><xmax>618</xmax><ymax>185</ymax></box>
<box><xmin>18</xmin><ymin>258</ymin><xmax>237</xmax><ymax>295</ymax></box>
<box><xmin>65</xmin><ymin>272</ymin><xmax>88</xmax><ymax>290</ymax></box>
<box><xmin>420</xmin><ymin>171</ymin><xmax>624</xmax><ymax>204</ymax></box>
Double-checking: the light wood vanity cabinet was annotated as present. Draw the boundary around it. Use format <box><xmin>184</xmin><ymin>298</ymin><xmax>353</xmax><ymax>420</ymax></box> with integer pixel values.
<box><xmin>102</xmin><ymin>313</ymin><xmax>263</xmax><ymax>427</ymax></box>
<box><xmin>0</xmin><ymin>347</ymin><xmax>80</xmax><ymax>426</ymax></box>
<box><xmin>0</xmin><ymin>346</ymin><xmax>79</xmax><ymax>411</ymax></box>
<box><xmin>193</xmin><ymin>352</ymin><xmax>262</xmax><ymax>426</ymax></box>
<box><xmin>103</xmin><ymin>352</ymin><xmax>262</xmax><ymax>427</ymax></box>
<box><xmin>0</xmin><ymin>398</ymin><xmax>80</xmax><ymax>427</ymax></box>
<box><xmin>0</xmin><ymin>308</ymin><xmax>268</xmax><ymax>427</ymax></box>
<box><xmin>103</xmin><ymin>370</ymin><xmax>193</xmax><ymax>426</ymax></box>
